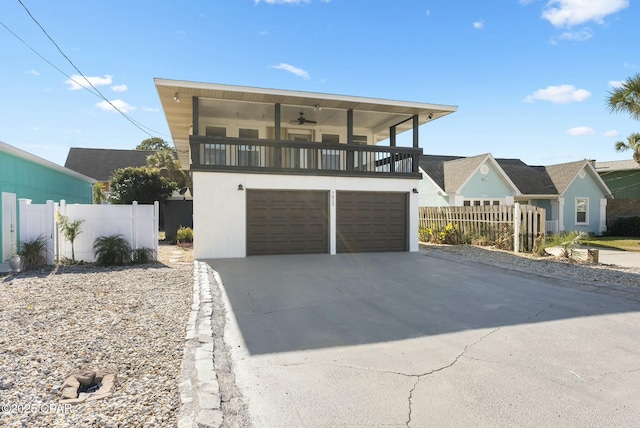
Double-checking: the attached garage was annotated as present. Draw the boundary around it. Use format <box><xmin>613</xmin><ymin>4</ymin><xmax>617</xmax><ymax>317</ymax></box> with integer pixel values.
<box><xmin>336</xmin><ymin>191</ymin><xmax>407</xmax><ymax>253</ymax></box>
<box><xmin>246</xmin><ymin>190</ymin><xmax>329</xmax><ymax>256</ymax></box>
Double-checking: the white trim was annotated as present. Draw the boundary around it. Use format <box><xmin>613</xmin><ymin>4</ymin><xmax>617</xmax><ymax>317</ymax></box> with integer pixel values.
<box><xmin>575</xmin><ymin>197</ymin><xmax>589</xmax><ymax>226</ymax></box>
<box><xmin>599</xmin><ymin>198</ymin><xmax>607</xmax><ymax>234</ymax></box>
<box><xmin>155</xmin><ymin>78</ymin><xmax>459</xmax><ymax>114</ymax></box>
<box><xmin>0</xmin><ymin>141</ymin><xmax>95</xmax><ymax>183</ymax></box>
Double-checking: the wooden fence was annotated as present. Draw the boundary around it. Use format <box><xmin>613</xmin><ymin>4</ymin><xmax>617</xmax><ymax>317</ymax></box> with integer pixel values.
<box><xmin>418</xmin><ymin>204</ymin><xmax>546</xmax><ymax>252</ymax></box>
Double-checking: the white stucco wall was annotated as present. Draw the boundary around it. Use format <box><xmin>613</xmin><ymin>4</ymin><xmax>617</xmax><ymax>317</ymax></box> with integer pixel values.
<box><xmin>193</xmin><ymin>172</ymin><xmax>420</xmax><ymax>259</ymax></box>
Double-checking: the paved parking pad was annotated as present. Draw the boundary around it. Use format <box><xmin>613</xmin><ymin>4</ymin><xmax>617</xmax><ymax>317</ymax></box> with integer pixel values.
<box><xmin>206</xmin><ymin>251</ymin><xmax>640</xmax><ymax>427</ymax></box>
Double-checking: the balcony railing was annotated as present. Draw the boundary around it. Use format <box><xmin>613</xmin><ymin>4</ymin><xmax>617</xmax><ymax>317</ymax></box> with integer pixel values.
<box><xmin>189</xmin><ymin>136</ymin><xmax>422</xmax><ymax>178</ymax></box>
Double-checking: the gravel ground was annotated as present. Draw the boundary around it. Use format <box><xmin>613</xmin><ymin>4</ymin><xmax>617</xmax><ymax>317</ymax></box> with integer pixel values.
<box><xmin>1</xmin><ymin>242</ymin><xmax>637</xmax><ymax>427</ymax></box>
<box><xmin>0</xmin><ymin>246</ymin><xmax>192</xmax><ymax>428</ymax></box>
<box><xmin>422</xmin><ymin>244</ymin><xmax>640</xmax><ymax>289</ymax></box>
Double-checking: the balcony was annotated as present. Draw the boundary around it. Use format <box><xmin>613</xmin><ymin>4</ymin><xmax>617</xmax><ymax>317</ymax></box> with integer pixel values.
<box><xmin>189</xmin><ymin>136</ymin><xmax>422</xmax><ymax>178</ymax></box>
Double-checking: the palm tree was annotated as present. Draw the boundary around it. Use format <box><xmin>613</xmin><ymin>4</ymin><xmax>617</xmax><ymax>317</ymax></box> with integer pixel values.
<box><xmin>614</xmin><ymin>132</ymin><xmax>640</xmax><ymax>166</ymax></box>
<box><xmin>607</xmin><ymin>73</ymin><xmax>640</xmax><ymax>120</ymax></box>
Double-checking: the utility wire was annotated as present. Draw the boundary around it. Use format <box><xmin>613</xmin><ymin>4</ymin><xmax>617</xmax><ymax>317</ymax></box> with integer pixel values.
<box><xmin>0</xmin><ymin>20</ymin><xmax>100</xmax><ymax>98</ymax></box>
<box><xmin>12</xmin><ymin>0</ymin><xmax>168</xmax><ymax>138</ymax></box>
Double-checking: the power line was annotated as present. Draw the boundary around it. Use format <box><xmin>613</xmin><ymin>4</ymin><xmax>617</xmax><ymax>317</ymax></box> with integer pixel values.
<box><xmin>0</xmin><ymin>20</ymin><xmax>100</xmax><ymax>99</ymax></box>
<box><xmin>9</xmin><ymin>0</ymin><xmax>168</xmax><ymax>138</ymax></box>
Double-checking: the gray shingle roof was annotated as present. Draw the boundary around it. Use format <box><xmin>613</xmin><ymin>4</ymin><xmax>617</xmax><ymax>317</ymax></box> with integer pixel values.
<box><xmin>495</xmin><ymin>158</ymin><xmax>558</xmax><ymax>195</ymax></box>
<box><xmin>64</xmin><ymin>148</ymin><xmax>157</xmax><ymax>181</ymax></box>
<box><xmin>421</xmin><ymin>155</ymin><xmax>592</xmax><ymax>196</ymax></box>
<box><xmin>595</xmin><ymin>159</ymin><xmax>640</xmax><ymax>172</ymax></box>
<box><xmin>442</xmin><ymin>154</ymin><xmax>488</xmax><ymax>192</ymax></box>
<box><xmin>544</xmin><ymin>160</ymin><xmax>587</xmax><ymax>194</ymax></box>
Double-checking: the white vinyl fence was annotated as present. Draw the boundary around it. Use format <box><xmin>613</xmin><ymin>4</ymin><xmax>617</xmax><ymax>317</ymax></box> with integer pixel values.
<box><xmin>19</xmin><ymin>199</ymin><xmax>159</xmax><ymax>264</ymax></box>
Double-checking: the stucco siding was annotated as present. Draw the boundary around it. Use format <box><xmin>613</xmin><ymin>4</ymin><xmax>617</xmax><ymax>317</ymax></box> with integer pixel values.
<box><xmin>193</xmin><ymin>172</ymin><xmax>420</xmax><ymax>258</ymax></box>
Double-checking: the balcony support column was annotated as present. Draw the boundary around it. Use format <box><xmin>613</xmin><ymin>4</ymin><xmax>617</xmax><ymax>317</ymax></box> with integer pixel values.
<box><xmin>274</xmin><ymin>103</ymin><xmax>282</xmax><ymax>167</ymax></box>
<box><xmin>192</xmin><ymin>96</ymin><xmax>199</xmax><ymax>136</ymax></box>
<box><xmin>347</xmin><ymin>109</ymin><xmax>354</xmax><ymax>171</ymax></box>
<box><xmin>412</xmin><ymin>114</ymin><xmax>419</xmax><ymax>148</ymax></box>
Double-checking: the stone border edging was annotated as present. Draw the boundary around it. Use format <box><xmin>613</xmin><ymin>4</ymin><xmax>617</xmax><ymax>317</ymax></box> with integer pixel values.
<box><xmin>177</xmin><ymin>261</ymin><xmax>223</xmax><ymax>428</ymax></box>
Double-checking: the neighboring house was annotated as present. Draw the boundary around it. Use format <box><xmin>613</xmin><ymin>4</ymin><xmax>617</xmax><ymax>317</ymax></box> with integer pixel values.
<box><xmin>64</xmin><ymin>148</ymin><xmax>157</xmax><ymax>193</ymax></box>
<box><xmin>595</xmin><ymin>160</ymin><xmax>640</xmax><ymax>223</ymax></box>
<box><xmin>65</xmin><ymin>147</ymin><xmax>192</xmax><ymax>238</ymax></box>
<box><xmin>155</xmin><ymin>78</ymin><xmax>458</xmax><ymax>258</ymax></box>
<box><xmin>419</xmin><ymin>154</ymin><xmax>613</xmax><ymax>235</ymax></box>
<box><xmin>1</xmin><ymin>141</ymin><xmax>94</xmax><ymax>262</ymax></box>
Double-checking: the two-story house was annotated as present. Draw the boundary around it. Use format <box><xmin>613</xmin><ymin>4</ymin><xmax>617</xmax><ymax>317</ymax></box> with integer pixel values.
<box><xmin>155</xmin><ymin>79</ymin><xmax>457</xmax><ymax>258</ymax></box>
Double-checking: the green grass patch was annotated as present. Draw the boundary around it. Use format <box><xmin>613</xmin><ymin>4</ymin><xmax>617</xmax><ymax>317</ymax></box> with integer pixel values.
<box><xmin>582</xmin><ymin>236</ymin><xmax>640</xmax><ymax>252</ymax></box>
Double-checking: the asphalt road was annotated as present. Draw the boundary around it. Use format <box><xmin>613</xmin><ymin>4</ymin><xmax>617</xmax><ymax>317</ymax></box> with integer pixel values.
<box><xmin>206</xmin><ymin>251</ymin><xmax>640</xmax><ymax>428</ymax></box>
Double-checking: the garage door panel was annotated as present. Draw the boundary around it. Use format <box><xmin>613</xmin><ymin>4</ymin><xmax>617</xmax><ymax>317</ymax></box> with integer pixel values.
<box><xmin>247</xmin><ymin>190</ymin><xmax>328</xmax><ymax>256</ymax></box>
<box><xmin>337</xmin><ymin>191</ymin><xmax>407</xmax><ymax>253</ymax></box>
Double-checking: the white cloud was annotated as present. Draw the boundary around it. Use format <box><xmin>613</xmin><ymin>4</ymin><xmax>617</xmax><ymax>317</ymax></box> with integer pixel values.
<box><xmin>65</xmin><ymin>74</ymin><xmax>113</xmax><ymax>91</ymax></box>
<box><xmin>272</xmin><ymin>63</ymin><xmax>310</xmax><ymax>80</ymax></box>
<box><xmin>609</xmin><ymin>80</ymin><xmax>624</xmax><ymax>88</ymax></box>
<box><xmin>524</xmin><ymin>84</ymin><xmax>591</xmax><ymax>104</ymax></box>
<box><xmin>603</xmin><ymin>130</ymin><xmax>619</xmax><ymax>138</ymax></box>
<box><xmin>142</xmin><ymin>106</ymin><xmax>159</xmax><ymax>112</ymax></box>
<box><xmin>425</xmin><ymin>10</ymin><xmax>431</xmax><ymax>16</ymax></box>
<box><xmin>566</xmin><ymin>126</ymin><xmax>596</xmax><ymax>136</ymax></box>
<box><xmin>542</xmin><ymin>0</ymin><xmax>629</xmax><ymax>28</ymax></box>
<box><xmin>96</xmin><ymin>99</ymin><xmax>135</xmax><ymax>113</ymax></box>
<box><xmin>27</xmin><ymin>69</ymin><xmax>40</xmax><ymax>76</ymax></box>
<box><xmin>558</xmin><ymin>28</ymin><xmax>592</xmax><ymax>41</ymax></box>
<box><xmin>473</xmin><ymin>20</ymin><xmax>484</xmax><ymax>29</ymax></box>
<box><xmin>111</xmin><ymin>84</ymin><xmax>128</xmax><ymax>92</ymax></box>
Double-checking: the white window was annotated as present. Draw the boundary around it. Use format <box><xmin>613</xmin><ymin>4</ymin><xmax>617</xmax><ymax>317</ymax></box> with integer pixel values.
<box><xmin>576</xmin><ymin>198</ymin><xmax>588</xmax><ymax>224</ymax></box>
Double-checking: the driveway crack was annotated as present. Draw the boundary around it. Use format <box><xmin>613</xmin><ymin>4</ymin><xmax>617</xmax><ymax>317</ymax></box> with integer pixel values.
<box><xmin>527</xmin><ymin>303</ymin><xmax>552</xmax><ymax>321</ymax></box>
<box><xmin>405</xmin><ymin>326</ymin><xmax>501</xmax><ymax>427</ymax></box>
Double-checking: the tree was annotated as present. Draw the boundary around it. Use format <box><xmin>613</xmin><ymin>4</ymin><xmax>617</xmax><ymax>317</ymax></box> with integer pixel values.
<box><xmin>93</xmin><ymin>183</ymin><xmax>106</xmax><ymax>204</ymax></box>
<box><xmin>136</xmin><ymin>137</ymin><xmax>172</xmax><ymax>151</ymax></box>
<box><xmin>146</xmin><ymin>149</ymin><xmax>187</xmax><ymax>189</ymax></box>
<box><xmin>109</xmin><ymin>167</ymin><xmax>175</xmax><ymax>204</ymax></box>
<box><xmin>607</xmin><ymin>73</ymin><xmax>640</xmax><ymax>120</ymax></box>
<box><xmin>57</xmin><ymin>214</ymin><xmax>84</xmax><ymax>263</ymax></box>
<box><xmin>614</xmin><ymin>132</ymin><xmax>640</xmax><ymax>166</ymax></box>
<box><xmin>606</xmin><ymin>74</ymin><xmax>640</xmax><ymax>165</ymax></box>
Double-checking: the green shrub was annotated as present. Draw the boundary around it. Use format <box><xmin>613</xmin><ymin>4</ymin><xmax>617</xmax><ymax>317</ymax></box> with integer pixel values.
<box><xmin>608</xmin><ymin>216</ymin><xmax>640</xmax><ymax>237</ymax></box>
<box><xmin>132</xmin><ymin>247</ymin><xmax>156</xmax><ymax>264</ymax></box>
<box><xmin>545</xmin><ymin>230</ymin><xmax>586</xmax><ymax>258</ymax></box>
<box><xmin>93</xmin><ymin>234</ymin><xmax>131</xmax><ymax>266</ymax></box>
<box><xmin>176</xmin><ymin>226</ymin><xmax>194</xmax><ymax>244</ymax></box>
<box><xmin>18</xmin><ymin>235</ymin><xmax>48</xmax><ymax>270</ymax></box>
<box><xmin>419</xmin><ymin>223</ymin><xmax>461</xmax><ymax>244</ymax></box>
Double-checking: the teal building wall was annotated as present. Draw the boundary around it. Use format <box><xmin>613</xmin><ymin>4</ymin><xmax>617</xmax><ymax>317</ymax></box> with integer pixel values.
<box><xmin>0</xmin><ymin>144</ymin><xmax>93</xmax><ymax>260</ymax></box>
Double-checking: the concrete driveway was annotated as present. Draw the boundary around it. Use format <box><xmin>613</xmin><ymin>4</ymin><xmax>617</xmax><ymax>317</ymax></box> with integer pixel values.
<box><xmin>206</xmin><ymin>251</ymin><xmax>640</xmax><ymax>427</ymax></box>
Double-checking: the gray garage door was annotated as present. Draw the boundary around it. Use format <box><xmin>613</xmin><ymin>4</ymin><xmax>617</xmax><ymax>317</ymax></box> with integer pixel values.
<box><xmin>247</xmin><ymin>190</ymin><xmax>329</xmax><ymax>256</ymax></box>
<box><xmin>337</xmin><ymin>191</ymin><xmax>407</xmax><ymax>253</ymax></box>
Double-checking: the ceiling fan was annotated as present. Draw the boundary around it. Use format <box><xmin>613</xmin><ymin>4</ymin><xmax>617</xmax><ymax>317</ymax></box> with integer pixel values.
<box><xmin>290</xmin><ymin>112</ymin><xmax>317</xmax><ymax>125</ymax></box>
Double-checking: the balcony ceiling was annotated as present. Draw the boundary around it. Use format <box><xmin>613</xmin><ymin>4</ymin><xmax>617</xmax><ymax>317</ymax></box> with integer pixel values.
<box><xmin>154</xmin><ymin>78</ymin><xmax>458</xmax><ymax>166</ymax></box>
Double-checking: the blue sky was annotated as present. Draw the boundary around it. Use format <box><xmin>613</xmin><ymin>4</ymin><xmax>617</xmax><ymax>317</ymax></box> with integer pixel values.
<box><xmin>0</xmin><ymin>0</ymin><xmax>637</xmax><ymax>167</ymax></box>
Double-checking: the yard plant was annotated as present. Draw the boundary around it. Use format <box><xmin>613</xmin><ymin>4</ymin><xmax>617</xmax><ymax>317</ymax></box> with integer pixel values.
<box><xmin>57</xmin><ymin>213</ymin><xmax>84</xmax><ymax>262</ymax></box>
<box><xmin>18</xmin><ymin>235</ymin><xmax>48</xmax><ymax>270</ymax></box>
<box><xmin>93</xmin><ymin>234</ymin><xmax>132</xmax><ymax>266</ymax></box>
<box><xmin>132</xmin><ymin>247</ymin><xmax>156</xmax><ymax>264</ymax></box>
<box><xmin>176</xmin><ymin>226</ymin><xmax>194</xmax><ymax>244</ymax></box>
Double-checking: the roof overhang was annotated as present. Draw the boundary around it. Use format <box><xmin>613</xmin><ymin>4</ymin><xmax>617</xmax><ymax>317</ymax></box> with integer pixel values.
<box><xmin>0</xmin><ymin>140</ymin><xmax>96</xmax><ymax>183</ymax></box>
<box><xmin>154</xmin><ymin>78</ymin><xmax>458</xmax><ymax>166</ymax></box>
